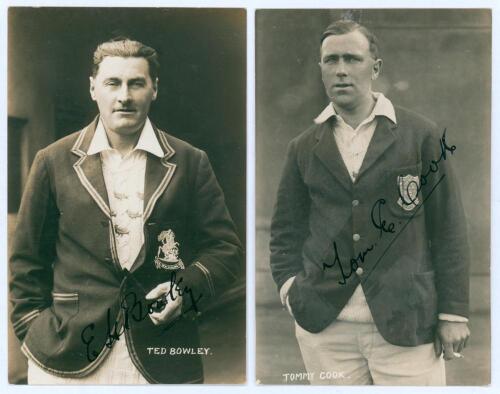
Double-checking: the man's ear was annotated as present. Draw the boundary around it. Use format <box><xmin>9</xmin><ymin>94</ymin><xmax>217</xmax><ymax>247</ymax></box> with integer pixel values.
<box><xmin>89</xmin><ymin>77</ymin><xmax>96</xmax><ymax>101</ymax></box>
<box><xmin>372</xmin><ymin>59</ymin><xmax>383</xmax><ymax>80</ymax></box>
<box><xmin>152</xmin><ymin>77</ymin><xmax>159</xmax><ymax>101</ymax></box>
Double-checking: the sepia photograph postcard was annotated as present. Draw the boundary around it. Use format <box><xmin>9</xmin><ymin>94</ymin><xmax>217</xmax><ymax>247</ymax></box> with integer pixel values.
<box><xmin>256</xmin><ymin>8</ymin><xmax>491</xmax><ymax>386</ymax></box>
<box><xmin>7</xmin><ymin>7</ymin><xmax>246</xmax><ymax>384</ymax></box>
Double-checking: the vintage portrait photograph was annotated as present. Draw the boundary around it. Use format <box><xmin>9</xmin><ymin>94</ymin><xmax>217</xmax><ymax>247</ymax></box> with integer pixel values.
<box><xmin>256</xmin><ymin>9</ymin><xmax>491</xmax><ymax>385</ymax></box>
<box><xmin>7</xmin><ymin>7</ymin><xmax>246</xmax><ymax>384</ymax></box>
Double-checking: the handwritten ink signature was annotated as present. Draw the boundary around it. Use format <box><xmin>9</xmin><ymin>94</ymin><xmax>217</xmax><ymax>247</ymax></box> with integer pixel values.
<box><xmin>322</xmin><ymin>128</ymin><xmax>456</xmax><ymax>284</ymax></box>
<box><xmin>322</xmin><ymin>241</ymin><xmax>375</xmax><ymax>285</ymax></box>
<box><xmin>81</xmin><ymin>271</ymin><xmax>202</xmax><ymax>362</ymax></box>
<box><xmin>398</xmin><ymin>128</ymin><xmax>456</xmax><ymax>207</ymax></box>
<box><xmin>371</xmin><ymin>198</ymin><xmax>396</xmax><ymax>237</ymax></box>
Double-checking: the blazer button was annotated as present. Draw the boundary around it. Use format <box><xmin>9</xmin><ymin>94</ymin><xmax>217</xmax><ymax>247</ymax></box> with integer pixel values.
<box><xmin>356</xmin><ymin>267</ymin><xmax>364</xmax><ymax>276</ymax></box>
<box><xmin>352</xmin><ymin>199</ymin><xmax>359</xmax><ymax>207</ymax></box>
<box><xmin>353</xmin><ymin>233</ymin><xmax>361</xmax><ymax>242</ymax></box>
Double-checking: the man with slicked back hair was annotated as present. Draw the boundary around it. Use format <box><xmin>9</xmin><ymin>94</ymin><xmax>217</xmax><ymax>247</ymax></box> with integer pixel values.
<box><xmin>10</xmin><ymin>37</ymin><xmax>242</xmax><ymax>384</ymax></box>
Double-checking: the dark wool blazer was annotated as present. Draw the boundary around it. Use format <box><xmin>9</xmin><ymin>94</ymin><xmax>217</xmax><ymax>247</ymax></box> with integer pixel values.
<box><xmin>9</xmin><ymin>117</ymin><xmax>243</xmax><ymax>383</ymax></box>
<box><xmin>270</xmin><ymin>106</ymin><xmax>469</xmax><ymax>346</ymax></box>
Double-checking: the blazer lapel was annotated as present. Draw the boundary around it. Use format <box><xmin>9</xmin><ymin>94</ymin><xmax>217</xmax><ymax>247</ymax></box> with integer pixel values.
<box><xmin>71</xmin><ymin>118</ymin><xmax>111</xmax><ymax>219</ymax></box>
<box><xmin>313</xmin><ymin>120</ymin><xmax>352</xmax><ymax>192</ymax></box>
<box><xmin>142</xmin><ymin>125</ymin><xmax>177</xmax><ymax>223</ymax></box>
<box><xmin>130</xmin><ymin>126</ymin><xmax>176</xmax><ymax>273</ymax></box>
<box><xmin>357</xmin><ymin>116</ymin><xmax>398</xmax><ymax>180</ymax></box>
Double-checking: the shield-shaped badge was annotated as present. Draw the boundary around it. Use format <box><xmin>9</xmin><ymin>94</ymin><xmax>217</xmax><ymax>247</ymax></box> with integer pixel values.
<box><xmin>154</xmin><ymin>229</ymin><xmax>185</xmax><ymax>270</ymax></box>
<box><xmin>397</xmin><ymin>174</ymin><xmax>421</xmax><ymax>211</ymax></box>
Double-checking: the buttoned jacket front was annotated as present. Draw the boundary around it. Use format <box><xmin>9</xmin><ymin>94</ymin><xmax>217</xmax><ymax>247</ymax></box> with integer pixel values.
<box><xmin>10</xmin><ymin>117</ymin><xmax>243</xmax><ymax>383</ymax></box>
<box><xmin>270</xmin><ymin>105</ymin><xmax>469</xmax><ymax>346</ymax></box>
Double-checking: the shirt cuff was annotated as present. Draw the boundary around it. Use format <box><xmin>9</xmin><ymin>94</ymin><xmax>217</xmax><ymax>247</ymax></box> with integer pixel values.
<box><xmin>438</xmin><ymin>313</ymin><xmax>469</xmax><ymax>323</ymax></box>
<box><xmin>279</xmin><ymin>276</ymin><xmax>296</xmax><ymax>306</ymax></box>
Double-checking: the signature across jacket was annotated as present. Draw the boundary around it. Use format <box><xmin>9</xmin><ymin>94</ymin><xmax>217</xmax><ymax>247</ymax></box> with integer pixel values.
<box><xmin>9</xmin><ymin>117</ymin><xmax>243</xmax><ymax>383</ymax></box>
<box><xmin>270</xmin><ymin>105</ymin><xmax>469</xmax><ymax>346</ymax></box>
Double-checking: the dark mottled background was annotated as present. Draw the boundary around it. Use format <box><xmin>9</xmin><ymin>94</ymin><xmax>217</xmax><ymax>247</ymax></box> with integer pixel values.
<box><xmin>256</xmin><ymin>9</ymin><xmax>490</xmax><ymax>385</ymax></box>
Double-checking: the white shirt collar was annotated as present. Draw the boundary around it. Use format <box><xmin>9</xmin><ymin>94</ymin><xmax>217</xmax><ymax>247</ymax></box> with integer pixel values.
<box><xmin>313</xmin><ymin>92</ymin><xmax>397</xmax><ymax>125</ymax></box>
<box><xmin>87</xmin><ymin>117</ymin><xmax>164</xmax><ymax>158</ymax></box>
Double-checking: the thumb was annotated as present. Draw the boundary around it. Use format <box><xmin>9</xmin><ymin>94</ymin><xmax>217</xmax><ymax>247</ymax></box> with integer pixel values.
<box><xmin>145</xmin><ymin>282</ymin><xmax>170</xmax><ymax>300</ymax></box>
<box><xmin>442</xmin><ymin>342</ymin><xmax>454</xmax><ymax>361</ymax></box>
<box><xmin>434</xmin><ymin>335</ymin><xmax>442</xmax><ymax>358</ymax></box>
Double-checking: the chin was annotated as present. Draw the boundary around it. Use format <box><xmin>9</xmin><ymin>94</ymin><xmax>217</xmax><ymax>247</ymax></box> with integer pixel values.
<box><xmin>114</xmin><ymin>118</ymin><xmax>145</xmax><ymax>133</ymax></box>
<box><xmin>111</xmin><ymin>123</ymin><xmax>142</xmax><ymax>135</ymax></box>
<box><xmin>331</xmin><ymin>97</ymin><xmax>354</xmax><ymax>109</ymax></box>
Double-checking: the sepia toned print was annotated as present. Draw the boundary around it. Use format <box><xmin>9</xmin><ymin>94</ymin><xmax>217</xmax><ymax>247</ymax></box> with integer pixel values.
<box><xmin>256</xmin><ymin>9</ymin><xmax>490</xmax><ymax>385</ymax></box>
<box><xmin>8</xmin><ymin>7</ymin><xmax>246</xmax><ymax>384</ymax></box>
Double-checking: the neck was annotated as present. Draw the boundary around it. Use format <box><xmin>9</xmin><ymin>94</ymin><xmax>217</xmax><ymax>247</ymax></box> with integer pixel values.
<box><xmin>333</xmin><ymin>93</ymin><xmax>376</xmax><ymax>129</ymax></box>
<box><xmin>104</xmin><ymin>124</ymin><xmax>144</xmax><ymax>157</ymax></box>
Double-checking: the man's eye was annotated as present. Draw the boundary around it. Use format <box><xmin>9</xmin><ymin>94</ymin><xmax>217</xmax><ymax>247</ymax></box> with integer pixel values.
<box><xmin>324</xmin><ymin>58</ymin><xmax>338</xmax><ymax>64</ymax></box>
<box><xmin>345</xmin><ymin>57</ymin><xmax>360</xmax><ymax>63</ymax></box>
<box><xmin>105</xmin><ymin>81</ymin><xmax>119</xmax><ymax>86</ymax></box>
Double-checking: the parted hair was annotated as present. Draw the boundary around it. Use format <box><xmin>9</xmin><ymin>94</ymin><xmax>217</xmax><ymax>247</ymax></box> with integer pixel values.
<box><xmin>92</xmin><ymin>37</ymin><xmax>160</xmax><ymax>80</ymax></box>
<box><xmin>321</xmin><ymin>20</ymin><xmax>380</xmax><ymax>59</ymax></box>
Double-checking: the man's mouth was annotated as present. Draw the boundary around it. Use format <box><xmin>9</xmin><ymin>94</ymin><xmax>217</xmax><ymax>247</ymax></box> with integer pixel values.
<box><xmin>334</xmin><ymin>83</ymin><xmax>352</xmax><ymax>88</ymax></box>
<box><xmin>114</xmin><ymin>108</ymin><xmax>136</xmax><ymax>113</ymax></box>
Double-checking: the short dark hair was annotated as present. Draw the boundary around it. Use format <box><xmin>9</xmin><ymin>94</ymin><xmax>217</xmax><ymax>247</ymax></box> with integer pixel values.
<box><xmin>91</xmin><ymin>37</ymin><xmax>160</xmax><ymax>80</ymax></box>
<box><xmin>321</xmin><ymin>20</ymin><xmax>380</xmax><ymax>59</ymax></box>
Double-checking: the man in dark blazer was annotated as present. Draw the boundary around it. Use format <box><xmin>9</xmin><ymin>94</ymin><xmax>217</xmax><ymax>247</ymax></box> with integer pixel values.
<box><xmin>9</xmin><ymin>38</ymin><xmax>242</xmax><ymax>384</ymax></box>
<box><xmin>270</xmin><ymin>20</ymin><xmax>470</xmax><ymax>385</ymax></box>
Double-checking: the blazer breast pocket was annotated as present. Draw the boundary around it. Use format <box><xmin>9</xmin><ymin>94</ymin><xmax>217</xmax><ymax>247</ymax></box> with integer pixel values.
<box><xmin>384</xmin><ymin>162</ymin><xmax>424</xmax><ymax>218</ymax></box>
<box><xmin>146</xmin><ymin>220</ymin><xmax>190</xmax><ymax>271</ymax></box>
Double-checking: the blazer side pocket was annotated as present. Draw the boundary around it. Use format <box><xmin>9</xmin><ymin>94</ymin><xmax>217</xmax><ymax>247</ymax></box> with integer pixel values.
<box><xmin>51</xmin><ymin>292</ymin><xmax>79</xmax><ymax>333</ymax></box>
<box><xmin>288</xmin><ymin>275</ymin><xmax>335</xmax><ymax>334</ymax></box>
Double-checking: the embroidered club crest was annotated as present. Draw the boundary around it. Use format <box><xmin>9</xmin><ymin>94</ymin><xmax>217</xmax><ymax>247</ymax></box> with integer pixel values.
<box><xmin>154</xmin><ymin>230</ymin><xmax>185</xmax><ymax>270</ymax></box>
<box><xmin>397</xmin><ymin>174</ymin><xmax>421</xmax><ymax>211</ymax></box>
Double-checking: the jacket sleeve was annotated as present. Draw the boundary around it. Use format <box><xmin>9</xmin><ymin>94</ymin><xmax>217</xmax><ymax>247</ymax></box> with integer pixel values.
<box><xmin>179</xmin><ymin>150</ymin><xmax>243</xmax><ymax>310</ymax></box>
<box><xmin>421</xmin><ymin>126</ymin><xmax>470</xmax><ymax>318</ymax></box>
<box><xmin>9</xmin><ymin>149</ymin><xmax>58</xmax><ymax>340</ymax></box>
<box><xmin>269</xmin><ymin>139</ymin><xmax>310</xmax><ymax>291</ymax></box>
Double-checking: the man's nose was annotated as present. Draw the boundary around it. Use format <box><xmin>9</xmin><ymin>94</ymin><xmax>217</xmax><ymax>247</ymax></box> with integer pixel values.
<box><xmin>335</xmin><ymin>60</ymin><xmax>348</xmax><ymax>76</ymax></box>
<box><xmin>117</xmin><ymin>85</ymin><xmax>131</xmax><ymax>102</ymax></box>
